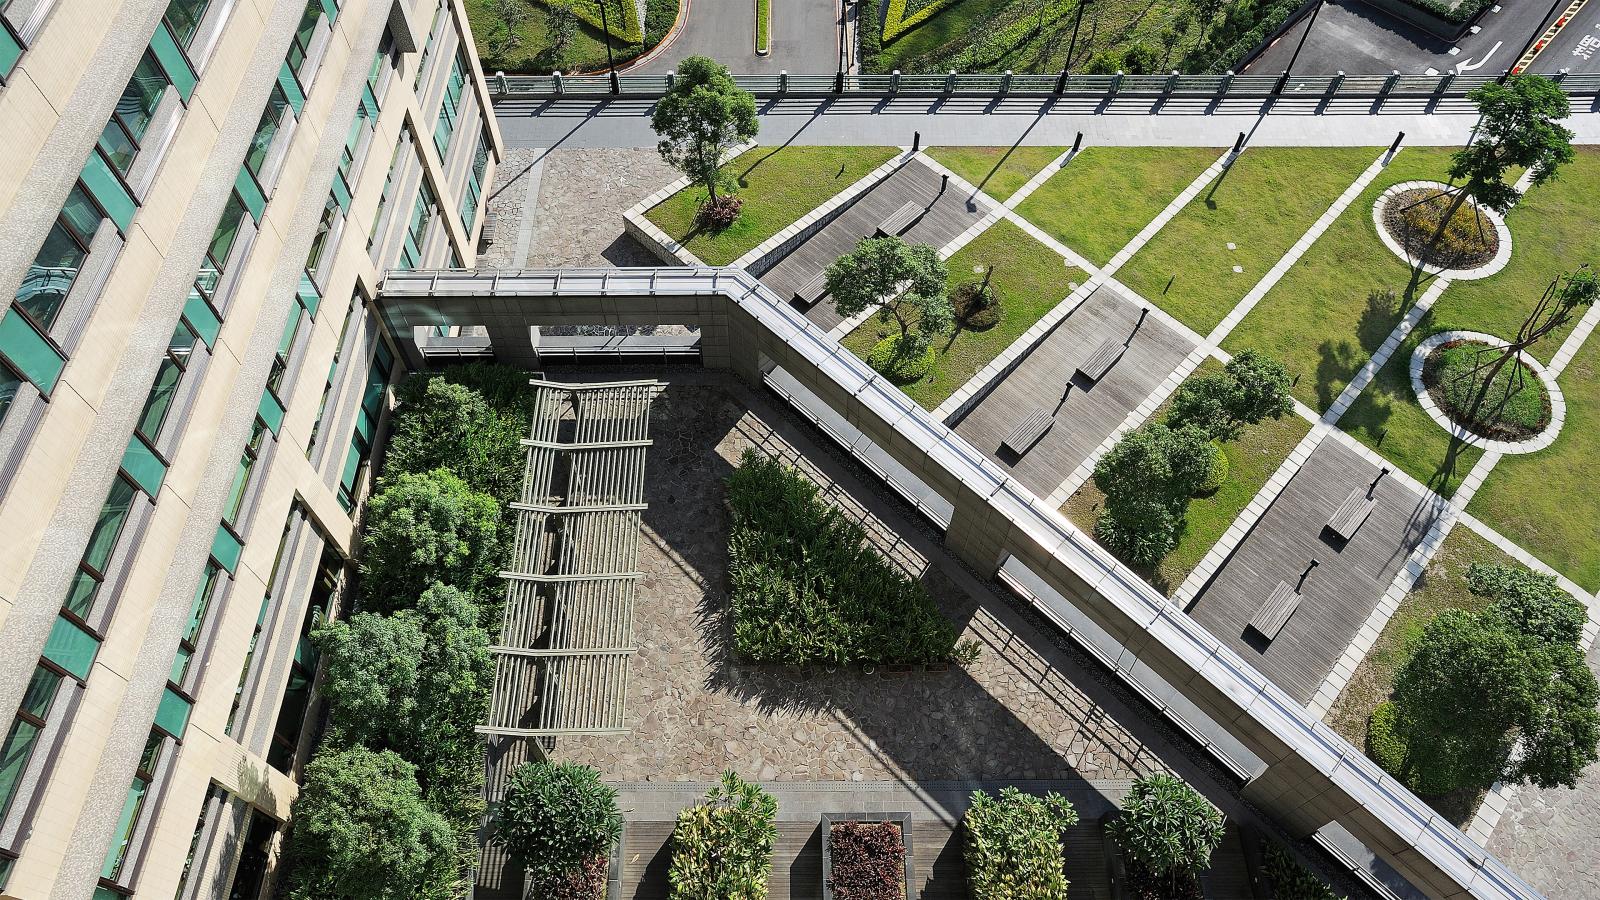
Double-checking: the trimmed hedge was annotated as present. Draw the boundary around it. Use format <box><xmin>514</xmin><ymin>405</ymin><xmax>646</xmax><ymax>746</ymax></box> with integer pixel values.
<box><xmin>726</xmin><ymin>450</ymin><xmax>976</xmax><ymax>666</ymax></box>
<box><xmin>1395</xmin><ymin>0</ymin><xmax>1493</xmax><ymax>24</ymax></box>
<box><xmin>882</xmin><ymin>0</ymin><xmax>963</xmax><ymax>44</ymax></box>
<box><xmin>553</xmin><ymin>0</ymin><xmax>643</xmax><ymax>45</ymax></box>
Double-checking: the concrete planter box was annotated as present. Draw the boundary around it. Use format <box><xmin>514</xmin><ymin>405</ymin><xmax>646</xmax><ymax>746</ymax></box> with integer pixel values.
<box><xmin>820</xmin><ymin>812</ymin><xmax>915</xmax><ymax>900</ymax></box>
<box><xmin>521</xmin><ymin>821</ymin><xmax>626</xmax><ymax>900</ymax></box>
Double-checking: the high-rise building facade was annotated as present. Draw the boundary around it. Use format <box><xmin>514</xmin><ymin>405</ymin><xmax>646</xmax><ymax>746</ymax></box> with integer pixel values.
<box><xmin>0</xmin><ymin>0</ymin><xmax>500</xmax><ymax>896</ymax></box>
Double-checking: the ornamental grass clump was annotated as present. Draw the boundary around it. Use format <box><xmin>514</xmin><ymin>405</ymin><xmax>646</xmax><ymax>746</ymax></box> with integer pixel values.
<box><xmin>1108</xmin><ymin>774</ymin><xmax>1224</xmax><ymax>900</ymax></box>
<box><xmin>668</xmin><ymin>773</ymin><xmax>778</xmax><ymax>900</ymax></box>
<box><xmin>962</xmin><ymin>787</ymin><xmax>1079</xmax><ymax>900</ymax></box>
<box><xmin>725</xmin><ymin>450</ymin><xmax>976</xmax><ymax>666</ymax></box>
<box><xmin>494</xmin><ymin>761</ymin><xmax>623</xmax><ymax>900</ymax></box>
<box><xmin>828</xmin><ymin>821</ymin><xmax>906</xmax><ymax>900</ymax></box>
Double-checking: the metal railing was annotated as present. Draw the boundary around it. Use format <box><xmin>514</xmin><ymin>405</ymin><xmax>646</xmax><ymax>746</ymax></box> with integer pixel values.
<box><xmin>490</xmin><ymin>70</ymin><xmax>1600</xmax><ymax>101</ymax></box>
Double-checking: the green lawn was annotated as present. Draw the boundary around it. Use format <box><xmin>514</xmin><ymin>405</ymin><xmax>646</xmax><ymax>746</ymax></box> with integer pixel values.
<box><xmin>1423</xmin><ymin>147</ymin><xmax>1600</xmax><ymax>364</ymax></box>
<box><xmin>1338</xmin><ymin>338</ymin><xmax>1484</xmax><ymax>499</ymax></box>
<box><xmin>1224</xmin><ymin>148</ymin><xmax>1461</xmax><ymax>413</ymax></box>
<box><xmin>1119</xmin><ymin>147</ymin><xmax>1378</xmax><ymax>336</ymax></box>
<box><xmin>841</xmin><ymin>219</ymin><xmax>1085</xmax><ymax>409</ymax></box>
<box><xmin>924</xmin><ymin>146</ymin><xmax>1066</xmax><ymax>203</ymax></box>
<box><xmin>1324</xmin><ymin>525</ymin><xmax>1513</xmax><ymax>782</ymax></box>
<box><xmin>1467</xmin><ymin>333</ymin><xmax>1600</xmax><ymax>591</ymax></box>
<box><xmin>1015</xmin><ymin>147</ymin><xmax>1220</xmax><ymax>267</ymax></box>
<box><xmin>645</xmin><ymin>146</ymin><xmax>899</xmax><ymax>265</ymax></box>
<box><xmin>466</xmin><ymin>0</ymin><xmax>656</xmax><ymax>73</ymax></box>
<box><xmin>1061</xmin><ymin>360</ymin><xmax>1312</xmax><ymax>595</ymax></box>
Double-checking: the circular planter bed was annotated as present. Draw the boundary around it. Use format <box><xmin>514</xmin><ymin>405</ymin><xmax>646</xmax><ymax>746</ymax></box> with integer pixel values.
<box><xmin>1373</xmin><ymin>182</ymin><xmax>1511</xmax><ymax>280</ymax></box>
<box><xmin>821</xmin><ymin>813</ymin><xmax>914</xmax><ymax>900</ymax></box>
<box><xmin>1410</xmin><ymin>331</ymin><xmax>1565</xmax><ymax>454</ymax></box>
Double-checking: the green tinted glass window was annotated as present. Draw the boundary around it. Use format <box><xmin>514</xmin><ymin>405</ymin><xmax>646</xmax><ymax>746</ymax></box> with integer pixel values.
<box><xmin>244</xmin><ymin>86</ymin><xmax>289</xmax><ymax>177</ymax></box>
<box><xmin>163</xmin><ymin>0</ymin><xmax>214</xmax><ymax>49</ymax></box>
<box><xmin>15</xmin><ymin>221</ymin><xmax>86</xmax><ymax>332</ymax></box>
<box><xmin>0</xmin><ymin>362</ymin><xmax>20</xmax><ymax>427</ymax></box>
<box><xmin>81</xmin><ymin>476</ymin><xmax>137</xmax><ymax>574</ymax></box>
<box><xmin>0</xmin><ymin>718</ymin><xmax>42</xmax><ymax>818</ymax></box>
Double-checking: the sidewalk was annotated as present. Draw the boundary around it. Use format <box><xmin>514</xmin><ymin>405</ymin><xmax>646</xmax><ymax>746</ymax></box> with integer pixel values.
<box><xmin>495</xmin><ymin>94</ymin><xmax>1600</xmax><ymax>149</ymax></box>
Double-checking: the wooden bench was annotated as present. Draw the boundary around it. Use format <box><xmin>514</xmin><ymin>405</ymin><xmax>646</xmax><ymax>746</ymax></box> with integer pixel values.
<box><xmin>1002</xmin><ymin>409</ymin><xmax>1053</xmax><ymax>455</ymax></box>
<box><xmin>1248</xmin><ymin>581</ymin><xmax>1300</xmax><ymax>640</ymax></box>
<box><xmin>875</xmin><ymin>201</ymin><xmax>922</xmax><ymax>237</ymax></box>
<box><xmin>1076</xmin><ymin>337</ymin><xmax>1123</xmax><ymax>382</ymax></box>
<box><xmin>1326</xmin><ymin>487</ymin><xmax>1377</xmax><ymax>542</ymax></box>
<box><xmin>792</xmin><ymin>269</ymin><xmax>829</xmax><ymax>308</ymax></box>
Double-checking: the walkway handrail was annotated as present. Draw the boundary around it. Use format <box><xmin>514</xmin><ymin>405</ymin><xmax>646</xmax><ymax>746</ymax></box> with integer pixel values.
<box><xmin>489</xmin><ymin>71</ymin><xmax>1600</xmax><ymax>102</ymax></box>
<box><xmin>379</xmin><ymin>267</ymin><xmax>1543</xmax><ymax>900</ymax></box>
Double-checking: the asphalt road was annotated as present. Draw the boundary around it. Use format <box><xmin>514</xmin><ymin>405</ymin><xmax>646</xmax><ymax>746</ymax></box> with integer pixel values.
<box><xmin>1245</xmin><ymin>0</ymin><xmax>1600</xmax><ymax>76</ymax></box>
<box><xmin>624</xmin><ymin>0</ymin><xmax>842</xmax><ymax>74</ymax></box>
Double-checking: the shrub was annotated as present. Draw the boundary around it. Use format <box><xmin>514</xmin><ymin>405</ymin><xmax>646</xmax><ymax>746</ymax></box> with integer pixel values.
<box><xmin>699</xmin><ymin>194</ymin><xmax>745</xmax><ymax>229</ymax></box>
<box><xmin>1262</xmin><ymin>843</ymin><xmax>1344</xmax><ymax>900</ymax></box>
<box><xmin>1109</xmin><ymin>775</ymin><xmax>1224</xmax><ymax>890</ymax></box>
<box><xmin>1365</xmin><ymin>701</ymin><xmax>1410</xmax><ymax>779</ymax></box>
<box><xmin>828</xmin><ymin>821</ymin><xmax>906</xmax><ymax>900</ymax></box>
<box><xmin>1094</xmin><ymin>497</ymin><xmax>1181</xmax><ymax>567</ymax></box>
<box><xmin>539</xmin><ymin>855</ymin><xmax>611</xmax><ymax>900</ymax></box>
<box><xmin>882</xmin><ymin>0</ymin><xmax>963</xmax><ymax>43</ymax></box>
<box><xmin>495</xmin><ymin>761</ymin><xmax>623</xmax><ymax>888</ymax></box>
<box><xmin>868</xmin><ymin>335</ymin><xmax>937</xmax><ymax>384</ymax></box>
<box><xmin>1091</xmin><ymin>424</ymin><xmax>1214</xmax><ymax>566</ymax></box>
<box><xmin>669</xmin><ymin>773</ymin><xmax>778</xmax><ymax>900</ymax></box>
<box><xmin>1471</xmin><ymin>563</ymin><xmax>1585</xmax><ymax>646</ymax></box>
<box><xmin>953</xmin><ymin>280</ymin><xmax>1002</xmax><ymax>331</ymax></box>
<box><xmin>726</xmin><ymin>451</ymin><xmax>973</xmax><ymax>666</ymax></box>
<box><xmin>385</xmin><ymin>376</ymin><xmax>529</xmax><ymax>507</ymax></box>
<box><xmin>284</xmin><ymin>747</ymin><xmax>457</xmax><ymax>900</ymax></box>
<box><xmin>1388</xmin><ymin>189</ymin><xmax>1500</xmax><ymax>270</ymax></box>
<box><xmin>360</xmin><ymin>468</ymin><xmax>502</xmax><ymax>612</ymax></box>
<box><xmin>963</xmin><ymin>787</ymin><xmax>1078</xmax><ymax>900</ymax></box>
<box><xmin>1194</xmin><ymin>443</ymin><xmax>1228</xmax><ymax>496</ymax></box>
<box><xmin>1120</xmin><ymin>42</ymin><xmax>1162</xmax><ymax>75</ymax></box>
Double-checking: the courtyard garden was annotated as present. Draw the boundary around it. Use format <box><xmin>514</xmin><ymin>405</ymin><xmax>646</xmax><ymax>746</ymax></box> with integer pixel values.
<box><xmin>840</xmin><ymin>219</ymin><xmax>1086</xmax><ymax>409</ymax></box>
<box><xmin>1062</xmin><ymin>357</ymin><xmax>1309</xmax><ymax>594</ymax></box>
<box><xmin>1118</xmin><ymin>146</ymin><xmax>1378</xmax><ymax>336</ymax></box>
<box><xmin>645</xmin><ymin>145</ymin><xmax>899</xmax><ymax>265</ymax></box>
<box><xmin>1015</xmin><ymin>146</ymin><xmax>1221</xmax><ymax>267</ymax></box>
<box><xmin>925</xmin><ymin>145</ymin><xmax>1065</xmax><ymax>203</ymax></box>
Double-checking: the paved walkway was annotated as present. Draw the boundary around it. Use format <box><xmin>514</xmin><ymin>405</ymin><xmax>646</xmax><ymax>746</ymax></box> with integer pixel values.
<box><xmin>494</xmin><ymin>97</ymin><xmax>1600</xmax><ymax>149</ymax></box>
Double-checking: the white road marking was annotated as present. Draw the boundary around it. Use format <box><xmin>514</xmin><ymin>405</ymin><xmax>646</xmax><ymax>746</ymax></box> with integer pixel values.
<box><xmin>1455</xmin><ymin>40</ymin><xmax>1504</xmax><ymax>72</ymax></box>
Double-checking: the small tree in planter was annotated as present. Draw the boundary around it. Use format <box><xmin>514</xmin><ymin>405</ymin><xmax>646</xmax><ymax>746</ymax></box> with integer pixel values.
<box><xmin>668</xmin><ymin>772</ymin><xmax>778</xmax><ymax>900</ymax></box>
<box><xmin>826</xmin><ymin>236</ymin><xmax>951</xmax><ymax>384</ymax></box>
<box><xmin>1168</xmin><ymin>350</ymin><xmax>1293</xmax><ymax>443</ymax></box>
<box><xmin>1109</xmin><ymin>774</ymin><xmax>1224</xmax><ymax>900</ymax></box>
<box><xmin>963</xmin><ymin>786</ymin><xmax>1079</xmax><ymax>900</ymax></box>
<box><xmin>494</xmin><ymin>760</ymin><xmax>623</xmax><ymax>900</ymax></box>
<box><xmin>651</xmin><ymin>56</ymin><xmax>758</xmax><ymax>228</ymax></box>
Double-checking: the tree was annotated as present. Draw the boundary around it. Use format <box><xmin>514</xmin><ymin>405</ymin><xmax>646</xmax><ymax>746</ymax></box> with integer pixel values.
<box><xmin>1092</xmin><ymin>423</ymin><xmax>1215</xmax><ymax>566</ymax></box>
<box><xmin>1413</xmin><ymin>77</ymin><xmax>1574</xmax><ymax>262</ymax></box>
<box><xmin>360</xmin><ymin>468</ymin><xmax>501</xmax><ymax>612</ymax></box>
<box><xmin>651</xmin><ymin>56</ymin><xmax>758</xmax><ymax>207</ymax></box>
<box><xmin>1169</xmin><ymin>350</ymin><xmax>1292</xmax><ymax>441</ymax></box>
<box><xmin>285</xmin><ymin>747</ymin><xmax>457</xmax><ymax>900</ymax></box>
<box><xmin>825</xmin><ymin>236</ymin><xmax>951</xmax><ymax>353</ymax></box>
<box><xmin>314</xmin><ymin>584</ymin><xmax>493</xmax><ymax>815</ymax></box>
<box><xmin>1388</xmin><ymin>601</ymin><xmax>1600</xmax><ymax>794</ymax></box>
<box><xmin>494</xmin><ymin>761</ymin><xmax>624</xmax><ymax>887</ymax></box>
<box><xmin>487</xmin><ymin>0</ymin><xmax>531</xmax><ymax>60</ymax></box>
<box><xmin>1109</xmin><ymin>774</ymin><xmax>1225</xmax><ymax>895</ymax></box>
<box><xmin>386</xmin><ymin>375</ymin><xmax>527</xmax><ymax>524</ymax></box>
<box><xmin>1449</xmin><ymin>267</ymin><xmax>1596</xmax><ymax>428</ymax></box>
<box><xmin>1471</xmin><ymin>562</ymin><xmax>1587</xmax><ymax>647</ymax></box>
<box><xmin>545</xmin><ymin>0</ymin><xmax>577</xmax><ymax>67</ymax></box>
<box><xmin>963</xmin><ymin>787</ymin><xmax>1079</xmax><ymax>900</ymax></box>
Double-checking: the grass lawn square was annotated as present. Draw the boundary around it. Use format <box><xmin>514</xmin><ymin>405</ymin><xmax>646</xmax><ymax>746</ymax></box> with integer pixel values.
<box><xmin>1466</xmin><ymin>334</ymin><xmax>1600</xmax><ymax>591</ymax></box>
<box><xmin>1223</xmin><ymin>148</ymin><xmax>1460</xmax><ymax>413</ymax></box>
<box><xmin>924</xmin><ymin>146</ymin><xmax>1065</xmax><ymax>203</ymax></box>
<box><xmin>1118</xmin><ymin>147</ymin><xmax>1377</xmax><ymax>336</ymax></box>
<box><xmin>1015</xmin><ymin>147</ymin><xmax>1221</xmax><ymax>267</ymax></box>
<box><xmin>842</xmin><ymin>219</ymin><xmax>1085</xmax><ymax>410</ymax></box>
<box><xmin>1060</xmin><ymin>360</ymin><xmax>1313</xmax><ymax>595</ymax></box>
<box><xmin>1423</xmin><ymin>147</ymin><xmax>1600</xmax><ymax>364</ymax></box>
<box><xmin>875</xmin><ymin>0</ymin><xmax>1012</xmax><ymax>71</ymax></box>
<box><xmin>645</xmin><ymin>146</ymin><xmax>899</xmax><ymax>265</ymax></box>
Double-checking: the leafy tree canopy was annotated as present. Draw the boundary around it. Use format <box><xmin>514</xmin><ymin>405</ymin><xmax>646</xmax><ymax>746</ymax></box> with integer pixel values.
<box><xmin>384</xmin><ymin>377</ymin><xmax>527</xmax><ymax>506</ymax></box>
<box><xmin>495</xmin><ymin>761</ymin><xmax>624</xmax><ymax>882</ymax></box>
<box><xmin>1452</xmin><ymin>77</ymin><xmax>1575</xmax><ymax>213</ymax></box>
<box><xmin>1468</xmin><ymin>562</ymin><xmax>1587</xmax><ymax>647</ymax></box>
<box><xmin>1169</xmin><ymin>350</ymin><xmax>1292</xmax><ymax>441</ymax></box>
<box><xmin>285</xmin><ymin>747</ymin><xmax>457</xmax><ymax>900</ymax></box>
<box><xmin>826</xmin><ymin>236</ymin><xmax>952</xmax><ymax>352</ymax></box>
<box><xmin>360</xmin><ymin>468</ymin><xmax>501</xmax><ymax>612</ymax></box>
<box><xmin>651</xmin><ymin>56</ymin><xmax>758</xmax><ymax>202</ymax></box>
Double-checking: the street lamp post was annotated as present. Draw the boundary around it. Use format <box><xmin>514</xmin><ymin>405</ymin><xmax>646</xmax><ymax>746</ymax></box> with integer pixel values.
<box><xmin>1056</xmin><ymin>0</ymin><xmax>1089</xmax><ymax>93</ymax></box>
<box><xmin>1502</xmin><ymin>0</ymin><xmax>1568</xmax><ymax>81</ymax></box>
<box><xmin>837</xmin><ymin>0</ymin><xmax>849</xmax><ymax>93</ymax></box>
<box><xmin>599</xmin><ymin>0</ymin><xmax>619</xmax><ymax>93</ymax></box>
<box><xmin>1275</xmin><ymin>0</ymin><xmax>1325</xmax><ymax>97</ymax></box>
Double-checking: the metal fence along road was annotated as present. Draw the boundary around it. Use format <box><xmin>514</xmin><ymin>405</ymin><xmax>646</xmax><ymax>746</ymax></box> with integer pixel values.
<box><xmin>488</xmin><ymin>70</ymin><xmax>1600</xmax><ymax>102</ymax></box>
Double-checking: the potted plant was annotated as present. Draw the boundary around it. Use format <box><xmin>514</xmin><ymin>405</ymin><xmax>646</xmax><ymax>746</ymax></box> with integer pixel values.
<box><xmin>492</xmin><ymin>760</ymin><xmax>624</xmax><ymax>900</ymax></box>
<box><xmin>1107</xmin><ymin>774</ymin><xmax>1224</xmax><ymax>900</ymax></box>
<box><xmin>667</xmin><ymin>772</ymin><xmax>778</xmax><ymax>899</ymax></box>
<box><xmin>821</xmin><ymin>812</ymin><xmax>914</xmax><ymax>900</ymax></box>
<box><xmin>962</xmin><ymin>786</ymin><xmax>1079</xmax><ymax>900</ymax></box>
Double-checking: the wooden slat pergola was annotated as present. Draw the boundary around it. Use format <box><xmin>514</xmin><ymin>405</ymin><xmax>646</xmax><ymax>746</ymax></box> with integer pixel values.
<box><xmin>480</xmin><ymin>378</ymin><xmax>661</xmax><ymax>737</ymax></box>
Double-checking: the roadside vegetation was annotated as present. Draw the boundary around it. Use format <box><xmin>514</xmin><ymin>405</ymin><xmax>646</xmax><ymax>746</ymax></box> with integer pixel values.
<box><xmin>467</xmin><ymin>0</ymin><xmax>677</xmax><ymax>74</ymax></box>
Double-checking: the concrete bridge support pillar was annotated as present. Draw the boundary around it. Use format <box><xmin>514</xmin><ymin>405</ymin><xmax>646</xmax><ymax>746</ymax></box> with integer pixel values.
<box><xmin>485</xmin><ymin>321</ymin><xmax>541</xmax><ymax>368</ymax></box>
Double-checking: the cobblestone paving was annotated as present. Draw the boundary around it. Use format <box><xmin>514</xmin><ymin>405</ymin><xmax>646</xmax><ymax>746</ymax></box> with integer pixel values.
<box><xmin>482</xmin><ymin>147</ymin><xmax>676</xmax><ymax>270</ymax></box>
<box><xmin>1486</xmin><ymin>644</ymin><xmax>1600</xmax><ymax>900</ymax></box>
<box><xmin>551</xmin><ymin>377</ymin><xmax>1168</xmax><ymax>785</ymax></box>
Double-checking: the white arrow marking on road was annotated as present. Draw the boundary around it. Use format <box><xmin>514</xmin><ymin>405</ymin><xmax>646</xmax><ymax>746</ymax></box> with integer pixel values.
<box><xmin>1455</xmin><ymin>40</ymin><xmax>1504</xmax><ymax>72</ymax></box>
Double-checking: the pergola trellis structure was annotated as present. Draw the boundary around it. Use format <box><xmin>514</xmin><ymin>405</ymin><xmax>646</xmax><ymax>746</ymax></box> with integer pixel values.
<box><xmin>480</xmin><ymin>378</ymin><xmax>662</xmax><ymax>737</ymax></box>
